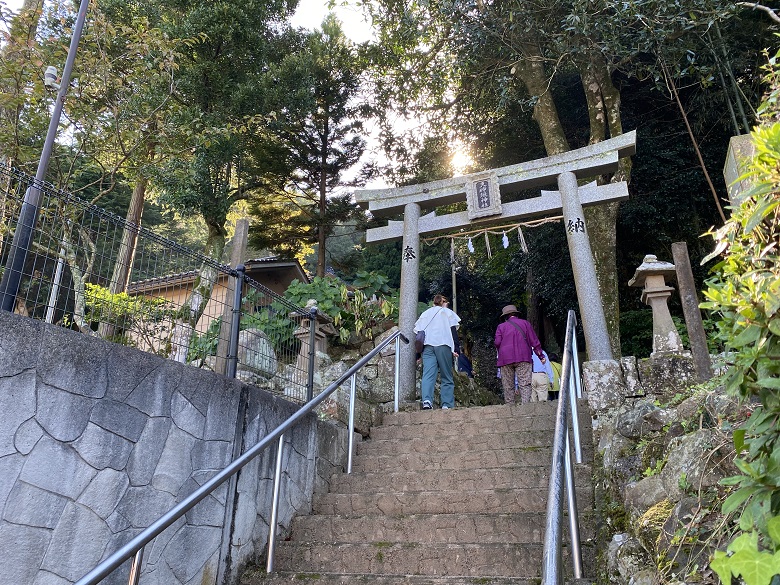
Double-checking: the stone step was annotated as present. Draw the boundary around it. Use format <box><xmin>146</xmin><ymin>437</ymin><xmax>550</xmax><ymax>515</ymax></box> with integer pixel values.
<box><xmin>243</xmin><ymin>572</ymin><xmax>566</xmax><ymax>585</ymax></box>
<box><xmin>243</xmin><ymin>403</ymin><xmax>598</xmax><ymax>585</ymax></box>
<box><xmin>311</xmin><ymin>486</ymin><xmax>593</xmax><ymax>516</ymax></box>
<box><xmin>329</xmin><ymin>464</ymin><xmax>593</xmax><ymax>494</ymax></box>
<box><xmin>350</xmin><ymin>445</ymin><xmax>593</xmax><ymax>473</ymax></box>
<box><xmin>357</xmin><ymin>430</ymin><xmax>560</xmax><ymax>456</ymax></box>
<box><xmin>380</xmin><ymin>400</ymin><xmax>590</xmax><ymax>426</ymax></box>
<box><xmin>289</xmin><ymin>511</ymin><xmax>596</xmax><ymax>544</ymax></box>
<box><xmin>271</xmin><ymin>541</ymin><xmax>590</xmax><ymax>578</ymax></box>
<box><xmin>369</xmin><ymin>412</ymin><xmax>592</xmax><ymax>440</ymax></box>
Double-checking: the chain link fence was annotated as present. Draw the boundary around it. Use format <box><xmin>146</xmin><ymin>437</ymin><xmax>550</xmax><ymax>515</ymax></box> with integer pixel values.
<box><xmin>0</xmin><ymin>165</ymin><xmax>315</xmax><ymax>403</ymax></box>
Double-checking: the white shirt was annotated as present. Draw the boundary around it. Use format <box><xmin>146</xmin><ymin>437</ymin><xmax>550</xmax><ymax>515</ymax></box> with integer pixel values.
<box><xmin>414</xmin><ymin>306</ymin><xmax>461</xmax><ymax>351</ymax></box>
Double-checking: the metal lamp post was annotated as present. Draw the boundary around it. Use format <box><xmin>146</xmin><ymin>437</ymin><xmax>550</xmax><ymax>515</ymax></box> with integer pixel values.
<box><xmin>0</xmin><ymin>0</ymin><xmax>90</xmax><ymax>311</ymax></box>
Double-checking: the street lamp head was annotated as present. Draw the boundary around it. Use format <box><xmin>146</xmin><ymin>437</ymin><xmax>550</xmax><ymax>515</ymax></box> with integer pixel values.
<box><xmin>44</xmin><ymin>66</ymin><xmax>60</xmax><ymax>90</ymax></box>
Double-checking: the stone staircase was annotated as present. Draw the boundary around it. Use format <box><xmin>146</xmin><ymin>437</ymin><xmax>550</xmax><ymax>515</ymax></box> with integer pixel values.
<box><xmin>243</xmin><ymin>400</ymin><xmax>595</xmax><ymax>585</ymax></box>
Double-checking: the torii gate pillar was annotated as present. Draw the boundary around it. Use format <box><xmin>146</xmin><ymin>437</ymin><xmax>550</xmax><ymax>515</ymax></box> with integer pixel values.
<box><xmin>558</xmin><ymin>172</ymin><xmax>613</xmax><ymax>361</ymax></box>
<box><xmin>399</xmin><ymin>202</ymin><xmax>421</xmax><ymax>399</ymax></box>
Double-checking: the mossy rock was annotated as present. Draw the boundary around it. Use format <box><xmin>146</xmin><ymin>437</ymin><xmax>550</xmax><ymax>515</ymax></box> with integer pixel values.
<box><xmin>635</xmin><ymin>499</ymin><xmax>675</xmax><ymax>555</ymax></box>
<box><xmin>639</xmin><ymin>435</ymin><xmax>667</xmax><ymax>475</ymax></box>
<box><xmin>454</xmin><ymin>373</ymin><xmax>502</xmax><ymax>406</ymax></box>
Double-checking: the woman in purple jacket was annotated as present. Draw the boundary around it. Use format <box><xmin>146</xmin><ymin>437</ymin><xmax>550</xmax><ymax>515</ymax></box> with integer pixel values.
<box><xmin>494</xmin><ymin>305</ymin><xmax>545</xmax><ymax>405</ymax></box>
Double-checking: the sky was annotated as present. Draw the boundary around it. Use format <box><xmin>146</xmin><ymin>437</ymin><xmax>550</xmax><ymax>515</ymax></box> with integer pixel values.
<box><xmin>290</xmin><ymin>0</ymin><xmax>375</xmax><ymax>43</ymax></box>
<box><xmin>4</xmin><ymin>0</ymin><xmax>375</xmax><ymax>41</ymax></box>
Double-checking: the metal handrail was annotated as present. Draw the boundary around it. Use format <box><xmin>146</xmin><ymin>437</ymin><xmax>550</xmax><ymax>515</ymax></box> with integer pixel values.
<box><xmin>542</xmin><ymin>309</ymin><xmax>585</xmax><ymax>584</ymax></box>
<box><xmin>74</xmin><ymin>330</ymin><xmax>409</xmax><ymax>585</ymax></box>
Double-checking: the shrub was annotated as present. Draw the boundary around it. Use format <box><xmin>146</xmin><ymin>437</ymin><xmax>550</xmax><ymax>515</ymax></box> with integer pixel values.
<box><xmin>703</xmin><ymin>47</ymin><xmax>780</xmax><ymax>585</ymax></box>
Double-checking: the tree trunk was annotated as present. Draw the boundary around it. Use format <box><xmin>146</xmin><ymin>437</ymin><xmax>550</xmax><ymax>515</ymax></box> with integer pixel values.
<box><xmin>316</xmin><ymin>121</ymin><xmax>329</xmax><ymax>277</ymax></box>
<box><xmin>169</xmin><ymin>223</ymin><xmax>227</xmax><ymax>363</ymax></box>
<box><xmin>317</xmin><ymin>178</ymin><xmax>327</xmax><ymax>277</ymax></box>
<box><xmin>516</xmin><ymin>47</ymin><xmax>629</xmax><ymax>358</ymax></box>
<box><xmin>64</xmin><ymin>224</ymin><xmax>97</xmax><ymax>335</ymax></box>
<box><xmin>514</xmin><ymin>41</ymin><xmax>569</xmax><ymax>347</ymax></box>
<box><xmin>214</xmin><ymin>218</ymin><xmax>249</xmax><ymax>375</ymax></box>
<box><xmin>9</xmin><ymin>0</ymin><xmax>44</xmax><ymax>39</ymax></box>
<box><xmin>112</xmin><ymin>176</ymin><xmax>147</xmax><ymax>292</ymax></box>
<box><xmin>578</xmin><ymin>54</ymin><xmax>628</xmax><ymax>358</ymax></box>
<box><xmin>97</xmin><ymin>175</ymin><xmax>147</xmax><ymax>340</ymax></box>
<box><xmin>514</xmin><ymin>42</ymin><xmax>570</xmax><ymax>156</ymax></box>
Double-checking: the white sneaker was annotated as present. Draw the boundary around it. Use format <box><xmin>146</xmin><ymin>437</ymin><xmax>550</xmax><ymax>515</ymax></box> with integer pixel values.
<box><xmin>442</xmin><ymin>405</ymin><xmax>451</xmax><ymax>410</ymax></box>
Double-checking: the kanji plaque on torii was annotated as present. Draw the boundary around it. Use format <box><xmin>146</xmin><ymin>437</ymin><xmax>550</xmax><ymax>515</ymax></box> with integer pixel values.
<box><xmin>354</xmin><ymin>131</ymin><xmax>637</xmax><ymax>403</ymax></box>
<box><xmin>466</xmin><ymin>172</ymin><xmax>502</xmax><ymax>219</ymax></box>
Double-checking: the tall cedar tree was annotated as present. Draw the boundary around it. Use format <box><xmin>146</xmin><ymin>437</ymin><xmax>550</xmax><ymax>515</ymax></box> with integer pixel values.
<box><xmin>249</xmin><ymin>15</ymin><xmax>370</xmax><ymax>277</ymax></box>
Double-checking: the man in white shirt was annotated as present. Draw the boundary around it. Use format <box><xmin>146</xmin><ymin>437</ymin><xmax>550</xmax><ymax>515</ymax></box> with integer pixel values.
<box><xmin>413</xmin><ymin>294</ymin><xmax>461</xmax><ymax>410</ymax></box>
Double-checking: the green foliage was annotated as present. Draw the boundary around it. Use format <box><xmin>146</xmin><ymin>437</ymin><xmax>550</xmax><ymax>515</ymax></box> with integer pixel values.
<box><xmin>678</xmin><ymin>472</ymin><xmax>691</xmax><ymax>494</ymax></box>
<box><xmin>351</xmin><ymin>270</ymin><xmax>392</xmax><ymax>297</ymax></box>
<box><xmin>83</xmin><ymin>283</ymin><xmax>175</xmax><ymax>349</ymax></box>
<box><xmin>711</xmin><ymin>521</ymin><xmax>780</xmax><ymax>585</ymax></box>
<box><xmin>84</xmin><ymin>283</ymin><xmax>172</xmax><ymax>323</ymax></box>
<box><xmin>283</xmin><ymin>274</ymin><xmax>399</xmax><ymax>344</ymax></box>
<box><xmin>701</xmin><ymin>122</ymin><xmax>780</xmax><ymax>399</ymax></box>
<box><xmin>358</xmin><ymin>242</ymin><xmax>402</xmax><ymax>289</ymax></box>
<box><xmin>285</xmin><ymin>278</ymin><xmax>345</xmax><ymax>324</ymax></box>
<box><xmin>187</xmin><ymin>317</ymin><xmax>222</xmax><ymax>363</ymax></box>
<box><xmin>703</xmin><ymin>51</ymin><xmax>780</xmax><ymax>583</ymax></box>
<box><xmin>643</xmin><ymin>458</ymin><xmax>666</xmax><ymax>478</ymax></box>
<box><xmin>240</xmin><ymin>306</ymin><xmax>296</xmax><ymax>353</ymax></box>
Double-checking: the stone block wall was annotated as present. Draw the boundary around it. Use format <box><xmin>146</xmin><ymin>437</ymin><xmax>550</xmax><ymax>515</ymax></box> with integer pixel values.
<box><xmin>0</xmin><ymin>311</ymin><xmax>350</xmax><ymax>585</ymax></box>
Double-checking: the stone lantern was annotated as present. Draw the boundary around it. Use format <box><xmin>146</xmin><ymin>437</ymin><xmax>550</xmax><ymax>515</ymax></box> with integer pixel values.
<box><xmin>628</xmin><ymin>255</ymin><xmax>687</xmax><ymax>358</ymax></box>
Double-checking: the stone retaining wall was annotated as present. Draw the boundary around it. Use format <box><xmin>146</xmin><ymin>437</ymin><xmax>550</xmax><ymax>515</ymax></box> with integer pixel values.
<box><xmin>0</xmin><ymin>311</ymin><xmax>350</xmax><ymax>585</ymax></box>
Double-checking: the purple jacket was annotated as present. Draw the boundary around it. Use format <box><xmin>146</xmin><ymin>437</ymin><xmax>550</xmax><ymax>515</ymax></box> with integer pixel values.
<box><xmin>494</xmin><ymin>316</ymin><xmax>543</xmax><ymax>366</ymax></box>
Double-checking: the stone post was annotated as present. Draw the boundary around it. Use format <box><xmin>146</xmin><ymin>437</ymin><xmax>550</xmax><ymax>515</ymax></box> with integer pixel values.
<box><xmin>671</xmin><ymin>242</ymin><xmax>713</xmax><ymax>381</ymax></box>
<box><xmin>558</xmin><ymin>171</ymin><xmax>613</xmax><ymax>361</ymax></box>
<box><xmin>628</xmin><ymin>255</ymin><xmax>685</xmax><ymax>357</ymax></box>
<box><xmin>399</xmin><ymin>203</ymin><xmax>421</xmax><ymax>402</ymax></box>
<box><xmin>290</xmin><ymin>302</ymin><xmax>336</xmax><ymax>400</ymax></box>
<box><xmin>723</xmin><ymin>134</ymin><xmax>756</xmax><ymax>204</ymax></box>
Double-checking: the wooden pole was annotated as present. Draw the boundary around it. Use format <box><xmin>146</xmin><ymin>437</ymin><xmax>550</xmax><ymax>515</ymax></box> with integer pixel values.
<box><xmin>671</xmin><ymin>242</ymin><xmax>713</xmax><ymax>381</ymax></box>
<box><xmin>451</xmin><ymin>238</ymin><xmax>457</xmax><ymax>314</ymax></box>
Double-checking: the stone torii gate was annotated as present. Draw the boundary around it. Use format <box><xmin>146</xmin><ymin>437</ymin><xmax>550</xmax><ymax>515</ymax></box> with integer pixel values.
<box><xmin>354</xmin><ymin>131</ymin><xmax>637</xmax><ymax>401</ymax></box>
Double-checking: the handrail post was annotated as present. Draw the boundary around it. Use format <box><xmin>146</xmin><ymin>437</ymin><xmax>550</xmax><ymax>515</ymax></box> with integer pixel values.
<box><xmin>266</xmin><ymin>433</ymin><xmax>286</xmax><ymax>573</ymax></box>
<box><xmin>393</xmin><ymin>335</ymin><xmax>401</xmax><ymax>413</ymax></box>
<box><xmin>542</xmin><ymin>309</ymin><xmax>583</xmax><ymax>585</ymax></box>
<box><xmin>348</xmin><ymin>374</ymin><xmax>356</xmax><ymax>474</ymax></box>
<box><xmin>571</xmin><ymin>333</ymin><xmax>583</xmax><ymax>398</ymax></box>
<box><xmin>569</xmin><ymin>369</ymin><xmax>583</xmax><ymax>464</ymax></box>
<box><xmin>306</xmin><ymin>307</ymin><xmax>317</xmax><ymax>401</ymax></box>
<box><xmin>127</xmin><ymin>548</ymin><xmax>144</xmax><ymax>585</ymax></box>
<box><xmin>568</xmin><ymin>315</ymin><xmax>583</xmax><ymax>463</ymax></box>
<box><xmin>226</xmin><ymin>265</ymin><xmax>245</xmax><ymax>379</ymax></box>
<box><xmin>565</xmin><ymin>432</ymin><xmax>583</xmax><ymax>579</ymax></box>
